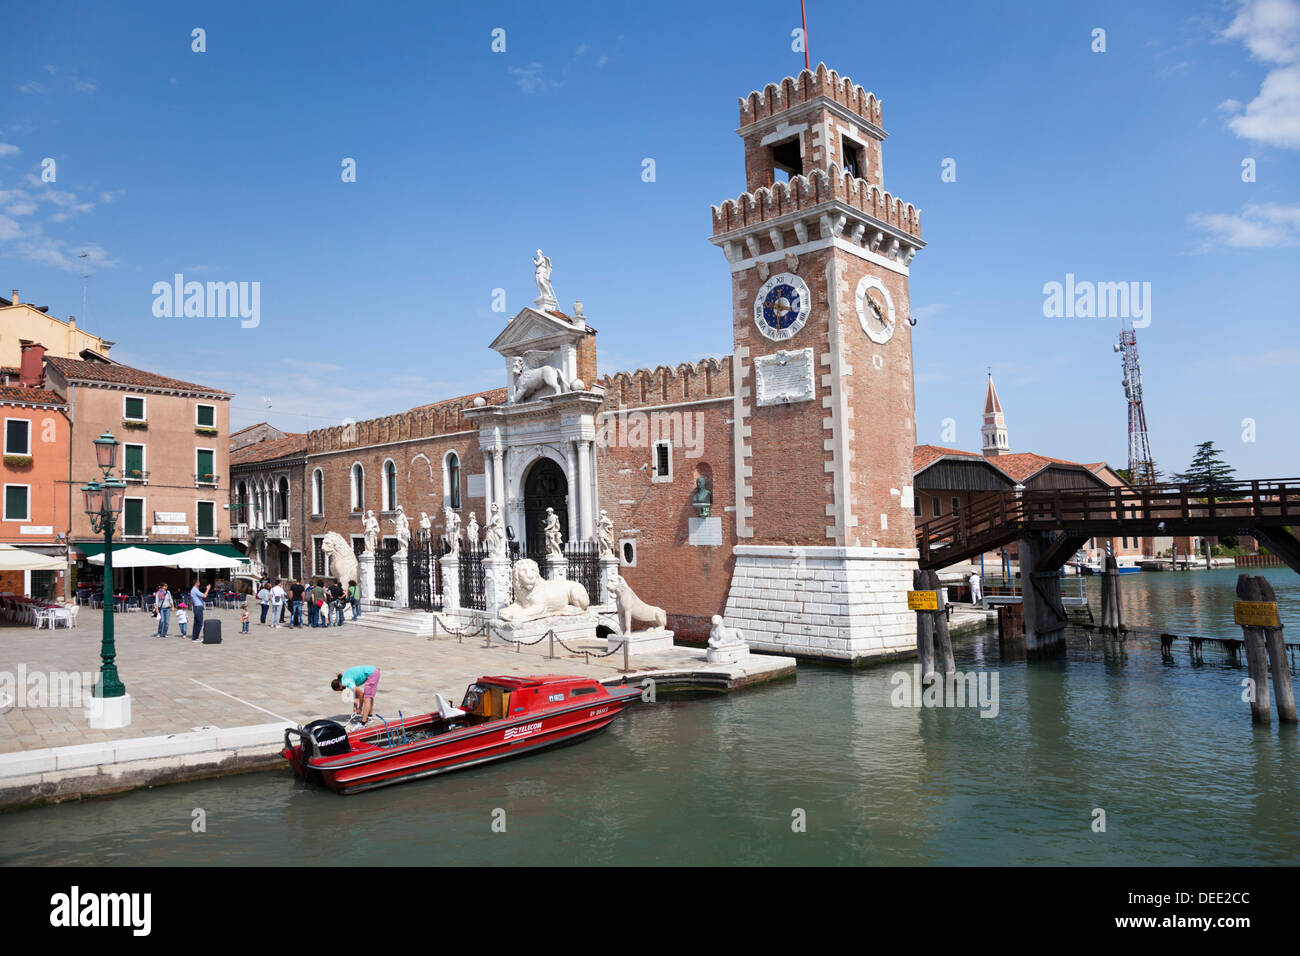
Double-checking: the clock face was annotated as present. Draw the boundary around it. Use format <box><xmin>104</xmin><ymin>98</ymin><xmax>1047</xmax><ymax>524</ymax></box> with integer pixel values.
<box><xmin>753</xmin><ymin>273</ymin><xmax>811</xmax><ymax>342</ymax></box>
<box><xmin>855</xmin><ymin>275</ymin><xmax>896</xmax><ymax>344</ymax></box>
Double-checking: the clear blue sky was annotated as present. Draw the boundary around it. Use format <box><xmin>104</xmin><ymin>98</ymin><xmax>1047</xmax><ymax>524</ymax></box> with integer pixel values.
<box><xmin>3</xmin><ymin>0</ymin><xmax>1297</xmax><ymax>477</ymax></box>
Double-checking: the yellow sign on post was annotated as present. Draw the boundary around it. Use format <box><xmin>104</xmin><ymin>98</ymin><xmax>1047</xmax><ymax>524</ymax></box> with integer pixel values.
<box><xmin>1234</xmin><ymin>601</ymin><xmax>1281</xmax><ymax>628</ymax></box>
<box><xmin>908</xmin><ymin>590</ymin><xmax>939</xmax><ymax>612</ymax></box>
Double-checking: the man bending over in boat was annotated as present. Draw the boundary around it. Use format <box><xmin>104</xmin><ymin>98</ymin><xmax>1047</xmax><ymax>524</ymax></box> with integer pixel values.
<box><xmin>332</xmin><ymin>666</ymin><xmax>381</xmax><ymax>726</ymax></box>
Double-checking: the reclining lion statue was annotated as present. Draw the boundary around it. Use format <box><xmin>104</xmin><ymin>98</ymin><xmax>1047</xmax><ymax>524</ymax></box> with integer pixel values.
<box><xmin>511</xmin><ymin>354</ymin><xmax>570</xmax><ymax>403</ymax></box>
<box><xmin>498</xmin><ymin>559</ymin><xmax>590</xmax><ymax>622</ymax></box>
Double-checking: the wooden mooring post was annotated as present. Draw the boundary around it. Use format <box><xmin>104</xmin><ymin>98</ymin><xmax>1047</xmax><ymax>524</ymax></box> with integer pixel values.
<box><xmin>1235</xmin><ymin>574</ymin><xmax>1297</xmax><ymax>724</ymax></box>
<box><xmin>1100</xmin><ymin>556</ymin><xmax>1124</xmax><ymax>633</ymax></box>
<box><xmin>912</xmin><ymin>569</ymin><xmax>935</xmax><ymax>682</ymax></box>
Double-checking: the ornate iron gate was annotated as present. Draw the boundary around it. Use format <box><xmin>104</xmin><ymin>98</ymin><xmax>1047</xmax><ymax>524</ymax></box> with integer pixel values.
<box><xmin>459</xmin><ymin>540</ymin><xmax>486</xmax><ymax>611</ymax></box>
<box><xmin>374</xmin><ymin>540</ymin><xmax>396</xmax><ymax>601</ymax></box>
<box><xmin>408</xmin><ymin>540</ymin><xmax>443</xmax><ymax>611</ymax></box>
<box><xmin>564</xmin><ymin>540</ymin><xmax>600</xmax><ymax>602</ymax></box>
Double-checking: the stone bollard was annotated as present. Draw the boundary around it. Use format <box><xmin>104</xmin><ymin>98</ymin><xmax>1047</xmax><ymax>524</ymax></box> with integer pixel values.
<box><xmin>359</xmin><ymin>552</ymin><xmax>375</xmax><ymax>602</ymax></box>
<box><xmin>441</xmin><ymin>554</ymin><xmax>460</xmax><ymax>613</ymax></box>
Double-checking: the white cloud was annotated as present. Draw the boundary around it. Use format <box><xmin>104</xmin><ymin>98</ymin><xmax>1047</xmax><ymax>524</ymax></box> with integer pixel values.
<box><xmin>1190</xmin><ymin>202</ymin><xmax>1300</xmax><ymax>247</ymax></box>
<box><xmin>5</xmin><ymin>201</ymin><xmax>37</xmax><ymax>216</ymax></box>
<box><xmin>0</xmin><ymin>143</ymin><xmax>18</xmax><ymax>158</ymax></box>
<box><xmin>72</xmin><ymin>79</ymin><xmax>97</xmax><ymax>94</ymax></box>
<box><xmin>1219</xmin><ymin>0</ymin><xmax>1300</xmax><ymax>149</ymax></box>
<box><xmin>18</xmin><ymin>81</ymin><xmax>46</xmax><ymax>95</ymax></box>
<box><xmin>509</xmin><ymin>63</ymin><xmax>548</xmax><ymax>94</ymax></box>
<box><xmin>0</xmin><ymin>215</ymin><xmax>20</xmax><ymax>241</ymax></box>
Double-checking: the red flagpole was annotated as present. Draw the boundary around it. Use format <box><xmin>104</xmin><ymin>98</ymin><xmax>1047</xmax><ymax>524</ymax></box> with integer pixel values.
<box><xmin>801</xmin><ymin>0</ymin><xmax>810</xmax><ymax>70</ymax></box>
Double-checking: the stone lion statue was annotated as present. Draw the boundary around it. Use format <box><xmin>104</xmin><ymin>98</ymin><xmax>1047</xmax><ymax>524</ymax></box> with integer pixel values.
<box><xmin>498</xmin><ymin>559</ymin><xmax>589</xmax><ymax>622</ymax></box>
<box><xmin>320</xmin><ymin>531</ymin><xmax>359</xmax><ymax>587</ymax></box>
<box><xmin>610</xmin><ymin>575</ymin><xmax>666</xmax><ymax>634</ymax></box>
<box><xmin>511</xmin><ymin>353</ymin><xmax>570</xmax><ymax>403</ymax></box>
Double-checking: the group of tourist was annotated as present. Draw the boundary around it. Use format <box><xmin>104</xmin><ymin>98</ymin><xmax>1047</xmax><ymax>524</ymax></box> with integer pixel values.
<box><xmin>152</xmin><ymin>579</ymin><xmax>212</xmax><ymax>642</ymax></box>
<box><xmin>252</xmin><ymin>578</ymin><xmax>360</xmax><ymax>629</ymax></box>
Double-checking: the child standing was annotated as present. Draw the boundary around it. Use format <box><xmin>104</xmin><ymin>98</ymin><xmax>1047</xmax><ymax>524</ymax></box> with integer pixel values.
<box><xmin>177</xmin><ymin>603</ymin><xmax>189</xmax><ymax>638</ymax></box>
<box><xmin>241</xmin><ymin>604</ymin><xmax>250</xmax><ymax>633</ymax></box>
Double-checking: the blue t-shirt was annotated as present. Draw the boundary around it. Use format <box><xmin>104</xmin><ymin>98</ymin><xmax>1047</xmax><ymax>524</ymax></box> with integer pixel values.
<box><xmin>341</xmin><ymin>665</ymin><xmax>376</xmax><ymax>690</ymax></box>
<box><xmin>189</xmin><ymin>586</ymin><xmax>206</xmax><ymax>608</ymax></box>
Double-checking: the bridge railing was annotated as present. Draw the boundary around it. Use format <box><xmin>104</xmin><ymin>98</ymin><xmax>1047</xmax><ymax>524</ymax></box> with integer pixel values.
<box><xmin>917</xmin><ymin>478</ymin><xmax>1300</xmax><ymax>566</ymax></box>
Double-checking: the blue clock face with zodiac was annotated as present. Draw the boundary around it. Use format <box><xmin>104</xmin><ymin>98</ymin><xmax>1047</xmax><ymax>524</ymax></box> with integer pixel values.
<box><xmin>753</xmin><ymin>272</ymin><xmax>810</xmax><ymax>342</ymax></box>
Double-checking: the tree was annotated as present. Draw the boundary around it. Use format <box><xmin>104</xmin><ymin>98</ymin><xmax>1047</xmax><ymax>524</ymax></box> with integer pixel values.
<box><xmin>1171</xmin><ymin>441</ymin><xmax>1237</xmax><ymax>492</ymax></box>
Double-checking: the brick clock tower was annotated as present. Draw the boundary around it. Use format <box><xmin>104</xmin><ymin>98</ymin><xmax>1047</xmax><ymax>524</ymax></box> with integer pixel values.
<box><xmin>712</xmin><ymin>64</ymin><xmax>926</xmax><ymax>662</ymax></box>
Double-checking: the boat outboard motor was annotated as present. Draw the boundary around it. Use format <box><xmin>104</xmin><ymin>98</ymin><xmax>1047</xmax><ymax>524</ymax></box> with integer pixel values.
<box><xmin>301</xmin><ymin>719</ymin><xmax>351</xmax><ymax>764</ymax></box>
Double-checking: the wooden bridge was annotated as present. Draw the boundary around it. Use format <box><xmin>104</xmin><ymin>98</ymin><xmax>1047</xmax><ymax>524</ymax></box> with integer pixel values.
<box><xmin>916</xmin><ymin>478</ymin><xmax>1300</xmax><ymax>575</ymax></box>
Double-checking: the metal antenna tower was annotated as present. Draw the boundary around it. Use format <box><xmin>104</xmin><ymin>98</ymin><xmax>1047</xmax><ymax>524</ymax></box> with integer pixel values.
<box><xmin>1113</xmin><ymin>323</ymin><xmax>1156</xmax><ymax>486</ymax></box>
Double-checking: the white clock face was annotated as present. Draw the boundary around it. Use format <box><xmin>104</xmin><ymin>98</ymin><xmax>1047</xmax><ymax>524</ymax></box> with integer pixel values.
<box><xmin>855</xmin><ymin>275</ymin><xmax>896</xmax><ymax>344</ymax></box>
<box><xmin>753</xmin><ymin>272</ymin><xmax>811</xmax><ymax>342</ymax></box>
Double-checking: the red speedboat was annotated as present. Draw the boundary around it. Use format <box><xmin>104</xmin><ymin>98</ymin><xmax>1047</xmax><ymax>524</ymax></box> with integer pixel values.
<box><xmin>282</xmin><ymin>674</ymin><xmax>640</xmax><ymax>794</ymax></box>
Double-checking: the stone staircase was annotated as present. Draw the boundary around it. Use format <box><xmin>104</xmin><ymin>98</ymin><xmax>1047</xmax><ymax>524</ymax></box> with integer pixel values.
<box><xmin>352</xmin><ymin>606</ymin><xmax>439</xmax><ymax>637</ymax></box>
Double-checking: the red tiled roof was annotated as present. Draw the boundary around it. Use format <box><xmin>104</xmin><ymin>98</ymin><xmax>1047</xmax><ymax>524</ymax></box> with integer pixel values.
<box><xmin>913</xmin><ymin>444</ymin><xmax>982</xmax><ymax>471</ymax></box>
<box><xmin>46</xmin><ymin>356</ymin><xmax>231</xmax><ymax>395</ymax></box>
<box><xmin>230</xmin><ymin>422</ymin><xmax>267</xmax><ymax>437</ymax></box>
<box><xmin>231</xmin><ymin>434</ymin><xmax>308</xmax><ymax>466</ymax></box>
<box><xmin>0</xmin><ymin>385</ymin><xmax>66</xmax><ymax>407</ymax></box>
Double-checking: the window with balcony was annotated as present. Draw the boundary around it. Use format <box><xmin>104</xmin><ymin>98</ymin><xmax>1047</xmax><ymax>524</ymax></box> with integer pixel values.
<box><xmin>124</xmin><ymin>443</ymin><xmax>147</xmax><ymax>482</ymax></box>
<box><xmin>196</xmin><ymin>448</ymin><xmax>216</xmax><ymax>485</ymax></box>
<box><xmin>195</xmin><ymin>403</ymin><xmax>217</xmax><ymax>435</ymax></box>
<box><xmin>5</xmin><ymin>419</ymin><xmax>30</xmax><ymax>456</ymax></box>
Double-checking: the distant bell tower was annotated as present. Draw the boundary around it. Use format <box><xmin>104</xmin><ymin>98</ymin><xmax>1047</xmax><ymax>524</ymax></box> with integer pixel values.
<box><xmin>712</xmin><ymin>63</ymin><xmax>926</xmax><ymax>663</ymax></box>
<box><xmin>981</xmin><ymin>373</ymin><xmax>1009</xmax><ymax>457</ymax></box>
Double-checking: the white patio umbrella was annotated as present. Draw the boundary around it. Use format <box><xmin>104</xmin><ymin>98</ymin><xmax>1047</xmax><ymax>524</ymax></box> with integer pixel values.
<box><xmin>0</xmin><ymin>542</ymin><xmax>65</xmax><ymax>571</ymax></box>
<box><xmin>170</xmin><ymin>548</ymin><xmax>250</xmax><ymax>570</ymax></box>
<box><xmin>85</xmin><ymin>546</ymin><xmax>179</xmax><ymax>568</ymax></box>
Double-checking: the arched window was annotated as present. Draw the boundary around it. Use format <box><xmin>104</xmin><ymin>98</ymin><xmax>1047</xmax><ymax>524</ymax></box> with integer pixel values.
<box><xmin>382</xmin><ymin>459</ymin><xmax>397</xmax><ymax>512</ymax></box>
<box><xmin>311</xmin><ymin>468</ymin><xmax>323</xmax><ymax>515</ymax></box>
<box><xmin>236</xmin><ymin>481</ymin><xmax>249</xmax><ymax>522</ymax></box>
<box><xmin>350</xmin><ymin>462</ymin><xmax>364</xmax><ymax>512</ymax></box>
<box><xmin>277</xmin><ymin>476</ymin><xmax>290</xmax><ymax>522</ymax></box>
<box><xmin>445</xmin><ymin>452</ymin><xmax>461</xmax><ymax>510</ymax></box>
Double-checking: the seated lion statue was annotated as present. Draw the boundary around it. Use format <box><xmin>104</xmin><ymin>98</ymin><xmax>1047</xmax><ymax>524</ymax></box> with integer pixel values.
<box><xmin>498</xmin><ymin>559</ymin><xmax>590</xmax><ymax>622</ymax></box>
<box><xmin>511</xmin><ymin>355</ymin><xmax>570</xmax><ymax>403</ymax></box>
<box><xmin>321</xmin><ymin>531</ymin><xmax>359</xmax><ymax>588</ymax></box>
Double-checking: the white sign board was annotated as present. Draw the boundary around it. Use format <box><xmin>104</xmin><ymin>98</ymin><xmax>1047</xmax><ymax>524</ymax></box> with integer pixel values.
<box><xmin>155</xmin><ymin>511</ymin><xmax>187</xmax><ymax>523</ymax></box>
<box><xmin>20</xmin><ymin>526</ymin><xmax>53</xmax><ymax>535</ymax></box>
<box><xmin>755</xmin><ymin>348</ymin><xmax>816</xmax><ymax>407</ymax></box>
<box><xmin>151</xmin><ymin>525</ymin><xmax>189</xmax><ymax>535</ymax></box>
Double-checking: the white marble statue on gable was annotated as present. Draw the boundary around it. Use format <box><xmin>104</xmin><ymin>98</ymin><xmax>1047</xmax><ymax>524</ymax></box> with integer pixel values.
<box><xmin>533</xmin><ymin>249</ymin><xmax>556</xmax><ymax>309</ymax></box>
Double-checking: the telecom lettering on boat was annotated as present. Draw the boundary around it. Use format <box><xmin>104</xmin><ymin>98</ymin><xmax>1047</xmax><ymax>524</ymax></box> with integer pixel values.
<box><xmin>504</xmin><ymin>721</ymin><xmax>543</xmax><ymax>740</ymax></box>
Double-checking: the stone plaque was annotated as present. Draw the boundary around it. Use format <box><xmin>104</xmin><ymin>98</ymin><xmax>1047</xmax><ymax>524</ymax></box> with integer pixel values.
<box><xmin>155</xmin><ymin>511</ymin><xmax>186</xmax><ymax>523</ymax></box>
<box><xmin>688</xmin><ymin>516</ymin><xmax>722</xmax><ymax>546</ymax></box>
<box><xmin>754</xmin><ymin>348</ymin><xmax>815</xmax><ymax>407</ymax></box>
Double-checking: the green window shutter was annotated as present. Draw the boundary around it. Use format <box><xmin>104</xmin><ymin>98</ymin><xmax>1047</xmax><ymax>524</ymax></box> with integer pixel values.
<box><xmin>196</xmin><ymin>449</ymin><xmax>215</xmax><ymax>480</ymax></box>
<box><xmin>197</xmin><ymin>502</ymin><xmax>214</xmax><ymax>537</ymax></box>
<box><xmin>124</xmin><ymin>499</ymin><xmax>143</xmax><ymax>535</ymax></box>
<box><xmin>124</xmin><ymin>397</ymin><xmax>145</xmax><ymax>420</ymax></box>
<box><xmin>196</xmin><ymin>405</ymin><xmax>215</xmax><ymax>427</ymax></box>
<box><xmin>4</xmin><ymin>486</ymin><xmax>28</xmax><ymax>520</ymax></box>
<box><xmin>125</xmin><ymin>445</ymin><xmax>144</xmax><ymax>476</ymax></box>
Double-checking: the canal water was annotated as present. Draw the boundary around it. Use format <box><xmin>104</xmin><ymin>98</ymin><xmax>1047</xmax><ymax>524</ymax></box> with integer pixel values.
<box><xmin>2</xmin><ymin>568</ymin><xmax>1296</xmax><ymax>866</ymax></box>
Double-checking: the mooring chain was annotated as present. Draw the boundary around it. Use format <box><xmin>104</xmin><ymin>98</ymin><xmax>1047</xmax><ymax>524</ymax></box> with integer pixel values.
<box><xmin>432</xmin><ymin>614</ymin><xmax>489</xmax><ymax>639</ymax></box>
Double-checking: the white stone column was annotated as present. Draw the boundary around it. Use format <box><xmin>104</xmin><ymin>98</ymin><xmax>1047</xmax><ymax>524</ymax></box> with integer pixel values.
<box><xmin>483</xmin><ymin>556</ymin><xmax>511</xmax><ymax>618</ymax></box>
<box><xmin>577</xmin><ymin>439</ymin><xmax>593</xmax><ymax>541</ymax></box>
<box><xmin>544</xmin><ymin>554</ymin><xmax>567</xmax><ymax>582</ymax></box>
<box><xmin>482</xmin><ymin>450</ymin><xmax>495</xmax><ymax>515</ymax></box>
<box><xmin>392</xmin><ymin>552</ymin><xmax>409</xmax><ymax>609</ymax></box>
<box><xmin>598</xmin><ymin>554</ymin><xmax>620</xmax><ymax>606</ymax></box>
<box><xmin>359</xmin><ymin>552</ymin><xmax>375</xmax><ymax>602</ymax></box>
<box><xmin>494</xmin><ymin>448</ymin><xmax>507</xmax><ymax>514</ymax></box>
<box><xmin>564</xmin><ymin>442</ymin><xmax>578</xmax><ymax>536</ymax></box>
<box><xmin>441</xmin><ymin>554</ymin><xmax>460</xmax><ymax>613</ymax></box>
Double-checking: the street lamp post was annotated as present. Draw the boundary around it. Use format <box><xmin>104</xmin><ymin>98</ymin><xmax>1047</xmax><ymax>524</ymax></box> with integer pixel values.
<box><xmin>83</xmin><ymin>429</ymin><xmax>130</xmax><ymax>728</ymax></box>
